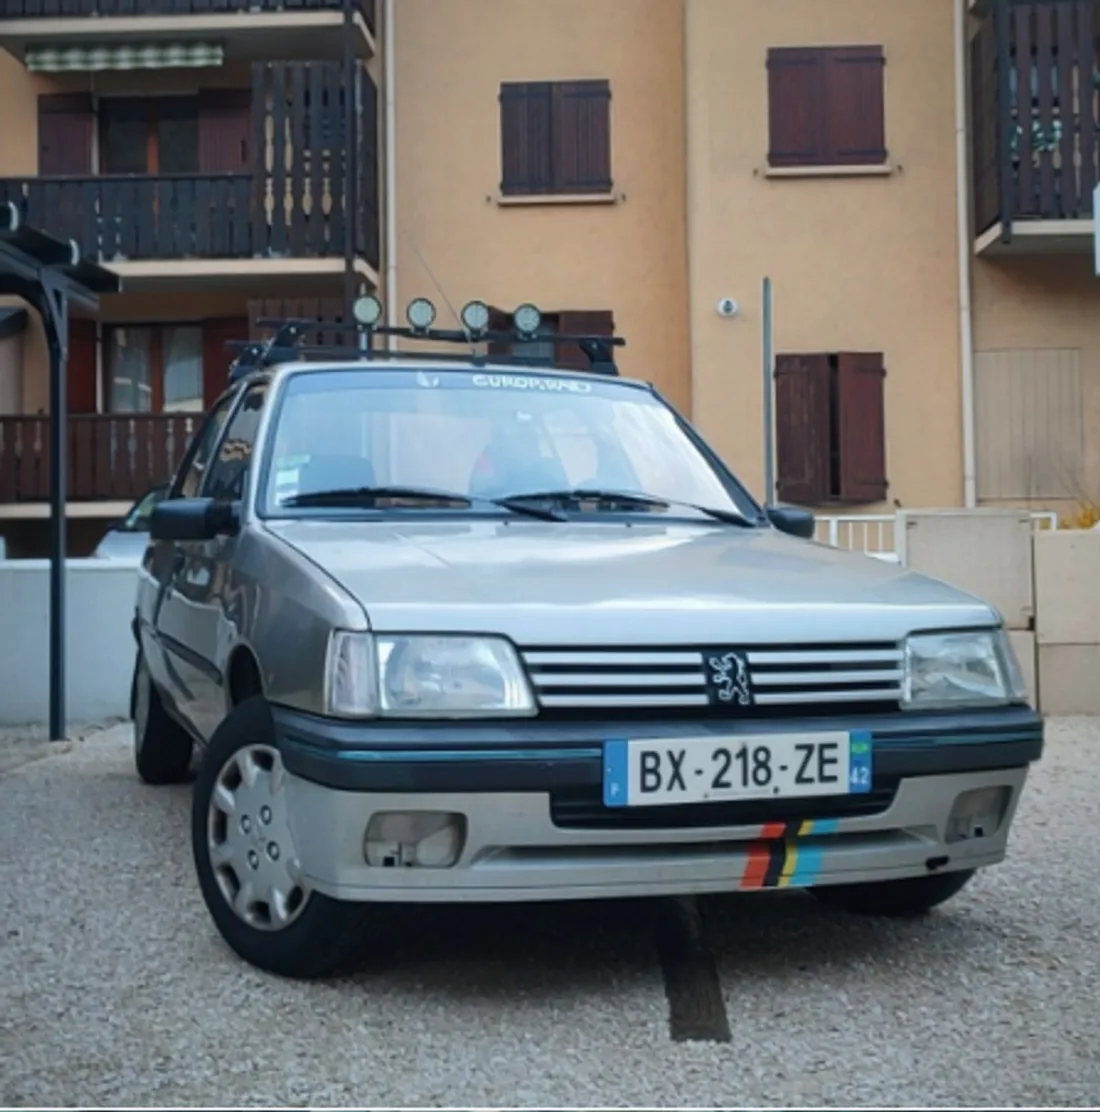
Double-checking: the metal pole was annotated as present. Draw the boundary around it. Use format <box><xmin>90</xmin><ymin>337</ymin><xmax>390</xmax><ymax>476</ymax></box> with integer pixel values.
<box><xmin>45</xmin><ymin>286</ymin><xmax>68</xmax><ymax>741</ymax></box>
<box><xmin>762</xmin><ymin>276</ymin><xmax>775</xmax><ymax>505</ymax></box>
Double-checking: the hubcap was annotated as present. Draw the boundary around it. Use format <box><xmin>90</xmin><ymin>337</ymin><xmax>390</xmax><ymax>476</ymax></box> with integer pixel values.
<box><xmin>206</xmin><ymin>744</ymin><xmax>309</xmax><ymax>931</ymax></box>
<box><xmin>133</xmin><ymin>658</ymin><xmax>151</xmax><ymax>753</ymax></box>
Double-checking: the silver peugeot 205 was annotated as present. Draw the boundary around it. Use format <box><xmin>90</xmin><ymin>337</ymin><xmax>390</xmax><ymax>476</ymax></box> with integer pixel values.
<box><xmin>132</xmin><ymin>296</ymin><xmax>1043</xmax><ymax>978</ymax></box>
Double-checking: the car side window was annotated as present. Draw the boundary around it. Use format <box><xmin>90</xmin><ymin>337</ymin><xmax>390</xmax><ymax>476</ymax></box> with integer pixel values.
<box><xmin>202</xmin><ymin>383</ymin><xmax>269</xmax><ymax>503</ymax></box>
<box><xmin>177</xmin><ymin>395</ymin><xmax>238</xmax><ymax>499</ymax></box>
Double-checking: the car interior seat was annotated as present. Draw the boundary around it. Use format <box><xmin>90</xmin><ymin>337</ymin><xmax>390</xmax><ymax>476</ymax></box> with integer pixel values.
<box><xmin>468</xmin><ymin>446</ymin><xmax>569</xmax><ymax>499</ymax></box>
<box><xmin>297</xmin><ymin>453</ymin><xmax>376</xmax><ymax>495</ymax></box>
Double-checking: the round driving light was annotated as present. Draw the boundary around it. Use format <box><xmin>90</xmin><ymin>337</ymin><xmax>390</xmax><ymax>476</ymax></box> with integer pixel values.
<box><xmin>352</xmin><ymin>294</ymin><xmax>383</xmax><ymax>326</ymax></box>
<box><xmin>406</xmin><ymin>297</ymin><xmax>437</xmax><ymax>332</ymax></box>
<box><xmin>460</xmin><ymin>299</ymin><xmax>491</xmax><ymax>334</ymax></box>
<box><xmin>513</xmin><ymin>302</ymin><xmax>541</xmax><ymax>337</ymax></box>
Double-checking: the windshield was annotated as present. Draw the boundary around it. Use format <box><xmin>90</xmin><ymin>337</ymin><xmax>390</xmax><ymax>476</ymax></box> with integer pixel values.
<box><xmin>258</xmin><ymin>368</ymin><xmax>757</xmax><ymax>520</ymax></box>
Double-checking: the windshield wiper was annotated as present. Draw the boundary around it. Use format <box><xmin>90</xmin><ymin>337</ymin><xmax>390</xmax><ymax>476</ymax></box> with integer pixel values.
<box><xmin>498</xmin><ymin>488</ymin><xmax>755</xmax><ymax>526</ymax></box>
<box><xmin>279</xmin><ymin>485</ymin><xmax>566</xmax><ymax>521</ymax></box>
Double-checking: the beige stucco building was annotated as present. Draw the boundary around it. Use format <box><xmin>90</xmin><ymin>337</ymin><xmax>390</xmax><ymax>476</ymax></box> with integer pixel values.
<box><xmin>0</xmin><ymin>0</ymin><xmax>1096</xmax><ymax>554</ymax></box>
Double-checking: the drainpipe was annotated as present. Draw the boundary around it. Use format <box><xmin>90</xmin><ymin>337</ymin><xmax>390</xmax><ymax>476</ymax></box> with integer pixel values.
<box><xmin>955</xmin><ymin>0</ymin><xmax>978</xmax><ymax>508</ymax></box>
<box><xmin>341</xmin><ymin>0</ymin><xmax>357</xmax><ymax>323</ymax></box>
<box><xmin>383</xmin><ymin>0</ymin><xmax>397</xmax><ymax>351</ymax></box>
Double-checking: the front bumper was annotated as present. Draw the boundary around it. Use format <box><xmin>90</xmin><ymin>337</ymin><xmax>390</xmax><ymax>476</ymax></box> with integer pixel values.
<box><xmin>272</xmin><ymin>706</ymin><xmax>1043</xmax><ymax>903</ymax></box>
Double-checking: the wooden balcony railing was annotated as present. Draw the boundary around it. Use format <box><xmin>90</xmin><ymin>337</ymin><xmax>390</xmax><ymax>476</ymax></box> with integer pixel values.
<box><xmin>0</xmin><ymin>0</ymin><xmax>374</xmax><ymax>32</ymax></box>
<box><xmin>0</xmin><ymin>175</ymin><xmax>255</xmax><ymax>262</ymax></box>
<box><xmin>972</xmin><ymin>0</ymin><xmax>1100</xmax><ymax>237</ymax></box>
<box><xmin>0</xmin><ymin>414</ymin><xmax>197</xmax><ymax>504</ymax></box>
<box><xmin>0</xmin><ymin>63</ymin><xmax>380</xmax><ymax>270</ymax></box>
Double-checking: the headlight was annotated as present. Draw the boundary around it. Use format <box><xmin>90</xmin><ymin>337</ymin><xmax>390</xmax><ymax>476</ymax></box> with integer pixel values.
<box><xmin>325</xmin><ymin>632</ymin><xmax>536</xmax><ymax>718</ymax></box>
<box><xmin>902</xmin><ymin>629</ymin><xmax>1028</xmax><ymax>710</ymax></box>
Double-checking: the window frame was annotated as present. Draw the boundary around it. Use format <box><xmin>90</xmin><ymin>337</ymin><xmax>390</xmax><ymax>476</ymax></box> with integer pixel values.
<box><xmin>766</xmin><ymin>45</ymin><xmax>887</xmax><ymax>170</ymax></box>
<box><xmin>103</xmin><ymin>321</ymin><xmax>205</xmax><ymax>415</ymax></box>
<box><xmin>97</xmin><ymin>94</ymin><xmax>201</xmax><ymax>177</ymax></box>
<box><xmin>499</xmin><ymin>79</ymin><xmax>613</xmax><ymax>197</ymax></box>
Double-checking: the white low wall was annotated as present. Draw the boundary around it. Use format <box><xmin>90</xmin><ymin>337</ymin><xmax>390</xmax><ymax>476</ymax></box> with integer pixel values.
<box><xmin>0</xmin><ymin>560</ymin><xmax>138</xmax><ymax>726</ymax></box>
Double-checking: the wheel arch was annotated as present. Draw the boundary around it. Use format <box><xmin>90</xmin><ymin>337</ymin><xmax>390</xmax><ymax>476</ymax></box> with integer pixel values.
<box><xmin>225</xmin><ymin>643</ymin><xmax>264</xmax><ymax>708</ymax></box>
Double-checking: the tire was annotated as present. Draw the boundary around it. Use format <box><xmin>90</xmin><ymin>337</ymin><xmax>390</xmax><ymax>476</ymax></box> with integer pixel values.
<box><xmin>811</xmin><ymin>869</ymin><xmax>977</xmax><ymax>918</ymax></box>
<box><xmin>132</xmin><ymin>650</ymin><xmax>194</xmax><ymax>786</ymax></box>
<box><xmin>191</xmin><ymin>696</ymin><xmax>369</xmax><ymax>979</ymax></box>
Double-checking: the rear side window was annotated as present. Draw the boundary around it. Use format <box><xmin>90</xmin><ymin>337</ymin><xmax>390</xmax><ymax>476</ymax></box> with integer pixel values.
<box><xmin>202</xmin><ymin>383</ymin><xmax>269</xmax><ymax>502</ymax></box>
<box><xmin>176</xmin><ymin>394</ymin><xmax>237</xmax><ymax>498</ymax></box>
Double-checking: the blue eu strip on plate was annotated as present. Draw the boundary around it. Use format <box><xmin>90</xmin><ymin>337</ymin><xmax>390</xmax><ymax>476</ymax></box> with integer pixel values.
<box><xmin>849</xmin><ymin>730</ymin><xmax>873</xmax><ymax>794</ymax></box>
<box><xmin>603</xmin><ymin>739</ymin><xmax>629</xmax><ymax>807</ymax></box>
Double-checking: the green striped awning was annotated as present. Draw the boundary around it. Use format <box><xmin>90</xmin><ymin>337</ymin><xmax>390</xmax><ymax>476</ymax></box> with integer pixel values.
<box><xmin>25</xmin><ymin>41</ymin><xmax>224</xmax><ymax>72</ymax></box>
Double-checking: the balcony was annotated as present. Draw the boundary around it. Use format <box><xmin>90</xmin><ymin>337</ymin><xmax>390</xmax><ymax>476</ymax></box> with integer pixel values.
<box><xmin>0</xmin><ymin>0</ymin><xmax>374</xmax><ymax>66</ymax></box>
<box><xmin>0</xmin><ymin>414</ymin><xmax>197</xmax><ymax>505</ymax></box>
<box><xmin>0</xmin><ymin>62</ymin><xmax>380</xmax><ymax>287</ymax></box>
<box><xmin>971</xmin><ymin>0</ymin><xmax>1100</xmax><ymax>256</ymax></box>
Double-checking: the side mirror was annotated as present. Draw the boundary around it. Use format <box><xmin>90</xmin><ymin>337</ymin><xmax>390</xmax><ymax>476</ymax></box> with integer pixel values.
<box><xmin>150</xmin><ymin>498</ymin><xmax>239</xmax><ymax>543</ymax></box>
<box><xmin>766</xmin><ymin>505</ymin><xmax>816</xmax><ymax>540</ymax></box>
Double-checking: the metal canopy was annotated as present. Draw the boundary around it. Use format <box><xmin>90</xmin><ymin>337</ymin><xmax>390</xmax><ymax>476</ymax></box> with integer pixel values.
<box><xmin>0</xmin><ymin>202</ymin><xmax>121</xmax><ymax>741</ymax></box>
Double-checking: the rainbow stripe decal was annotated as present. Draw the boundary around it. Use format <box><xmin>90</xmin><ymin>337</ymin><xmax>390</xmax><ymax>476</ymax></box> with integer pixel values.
<box><xmin>739</xmin><ymin>818</ymin><xmax>842</xmax><ymax>890</ymax></box>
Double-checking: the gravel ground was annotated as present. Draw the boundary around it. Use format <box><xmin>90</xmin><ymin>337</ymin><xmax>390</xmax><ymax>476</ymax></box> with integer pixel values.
<box><xmin>1</xmin><ymin>718</ymin><xmax>1097</xmax><ymax>1107</ymax></box>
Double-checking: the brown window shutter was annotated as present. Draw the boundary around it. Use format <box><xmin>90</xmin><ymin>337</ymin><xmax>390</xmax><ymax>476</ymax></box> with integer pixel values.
<box><xmin>67</xmin><ymin>319</ymin><xmax>98</xmax><ymax>414</ymax></box>
<box><xmin>556</xmin><ymin>310</ymin><xmax>614</xmax><ymax>370</ymax></box>
<box><xmin>198</xmin><ymin>89</ymin><xmax>252</xmax><ymax>173</ymax></box>
<box><xmin>836</xmin><ymin>351</ymin><xmax>887</xmax><ymax>503</ymax></box>
<box><xmin>551</xmin><ymin>80</ymin><xmax>612</xmax><ymax>194</ymax></box>
<box><xmin>823</xmin><ymin>47</ymin><xmax>886</xmax><ymax>165</ymax></box>
<box><xmin>202</xmin><ymin>317</ymin><xmax>248</xmax><ymax>408</ymax></box>
<box><xmin>37</xmin><ymin>94</ymin><xmax>94</xmax><ymax>175</ymax></box>
<box><xmin>767</xmin><ymin>49</ymin><xmax>827</xmax><ymax>167</ymax></box>
<box><xmin>774</xmin><ymin>353</ymin><xmax>831</xmax><ymax>505</ymax></box>
<box><xmin>500</xmin><ymin>82</ymin><xmax>552</xmax><ymax>196</ymax></box>
<box><xmin>486</xmin><ymin>307</ymin><xmax>513</xmax><ymax>357</ymax></box>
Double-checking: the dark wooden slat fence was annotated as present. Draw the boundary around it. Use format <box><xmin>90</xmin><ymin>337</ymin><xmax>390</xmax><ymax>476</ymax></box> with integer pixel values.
<box><xmin>0</xmin><ymin>415</ymin><xmax>197</xmax><ymax>504</ymax></box>
<box><xmin>972</xmin><ymin>0</ymin><xmax>1100</xmax><ymax>237</ymax></box>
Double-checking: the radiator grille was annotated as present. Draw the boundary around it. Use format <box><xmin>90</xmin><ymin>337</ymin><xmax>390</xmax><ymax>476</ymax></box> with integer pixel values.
<box><xmin>520</xmin><ymin>642</ymin><xmax>903</xmax><ymax>714</ymax></box>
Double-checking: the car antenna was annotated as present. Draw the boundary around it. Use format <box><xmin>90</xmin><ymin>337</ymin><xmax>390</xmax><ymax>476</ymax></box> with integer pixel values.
<box><xmin>400</xmin><ymin>223</ymin><xmax>477</xmax><ymax>356</ymax></box>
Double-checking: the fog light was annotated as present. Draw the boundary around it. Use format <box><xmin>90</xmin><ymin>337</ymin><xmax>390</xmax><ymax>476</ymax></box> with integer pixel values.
<box><xmin>364</xmin><ymin>811</ymin><xmax>465</xmax><ymax>868</ymax></box>
<box><xmin>945</xmin><ymin>786</ymin><xmax>1011</xmax><ymax>844</ymax></box>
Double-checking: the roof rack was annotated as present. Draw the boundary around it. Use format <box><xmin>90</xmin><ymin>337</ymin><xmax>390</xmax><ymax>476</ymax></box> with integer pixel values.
<box><xmin>227</xmin><ymin>296</ymin><xmax>626</xmax><ymax>385</ymax></box>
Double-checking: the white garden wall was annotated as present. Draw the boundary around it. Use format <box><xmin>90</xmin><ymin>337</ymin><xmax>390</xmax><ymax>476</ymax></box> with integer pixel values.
<box><xmin>0</xmin><ymin>560</ymin><xmax>137</xmax><ymax>726</ymax></box>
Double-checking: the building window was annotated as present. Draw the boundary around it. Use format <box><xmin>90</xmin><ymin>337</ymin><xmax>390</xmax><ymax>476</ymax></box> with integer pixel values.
<box><xmin>105</xmin><ymin>324</ymin><xmax>204</xmax><ymax>414</ymax></box>
<box><xmin>499</xmin><ymin>80</ymin><xmax>612</xmax><ymax>196</ymax></box>
<box><xmin>767</xmin><ymin>46</ymin><xmax>886</xmax><ymax>168</ymax></box>
<box><xmin>486</xmin><ymin>309</ymin><xmax>615</xmax><ymax>369</ymax></box>
<box><xmin>775</xmin><ymin>352</ymin><xmax>887</xmax><ymax>506</ymax></box>
<box><xmin>99</xmin><ymin>97</ymin><xmax>200</xmax><ymax>175</ymax></box>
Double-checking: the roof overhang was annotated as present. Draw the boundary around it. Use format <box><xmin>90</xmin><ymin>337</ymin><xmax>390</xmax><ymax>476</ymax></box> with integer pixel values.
<box><xmin>0</xmin><ymin>202</ymin><xmax>121</xmax><ymax>310</ymax></box>
<box><xmin>975</xmin><ymin>219</ymin><xmax>1094</xmax><ymax>258</ymax></box>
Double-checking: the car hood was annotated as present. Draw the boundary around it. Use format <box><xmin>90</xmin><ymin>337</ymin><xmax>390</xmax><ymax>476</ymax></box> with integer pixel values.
<box><xmin>262</xmin><ymin>518</ymin><xmax>999</xmax><ymax>644</ymax></box>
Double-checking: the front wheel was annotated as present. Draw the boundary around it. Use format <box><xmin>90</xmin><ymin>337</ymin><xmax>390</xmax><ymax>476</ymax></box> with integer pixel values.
<box><xmin>191</xmin><ymin>696</ymin><xmax>369</xmax><ymax>978</ymax></box>
<box><xmin>810</xmin><ymin>869</ymin><xmax>976</xmax><ymax>918</ymax></box>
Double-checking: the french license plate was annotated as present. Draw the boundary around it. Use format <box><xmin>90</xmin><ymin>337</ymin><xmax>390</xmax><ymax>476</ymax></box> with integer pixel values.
<box><xmin>602</xmin><ymin>732</ymin><xmax>873</xmax><ymax>808</ymax></box>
